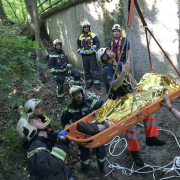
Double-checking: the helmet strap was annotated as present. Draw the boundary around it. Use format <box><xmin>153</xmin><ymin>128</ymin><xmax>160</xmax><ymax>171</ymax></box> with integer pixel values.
<box><xmin>37</xmin><ymin>128</ymin><xmax>48</xmax><ymax>133</ymax></box>
<box><xmin>102</xmin><ymin>51</ymin><xmax>110</xmax><ymax>63</ymax></box>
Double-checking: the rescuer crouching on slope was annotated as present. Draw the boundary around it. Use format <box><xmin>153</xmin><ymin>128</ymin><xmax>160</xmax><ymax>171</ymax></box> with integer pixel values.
<box><xmin>61</xmin><ymin>85</ymin><xmax>107</xmax><ymax>174</ymax></box>
<box><xmin>77</xmin><ymin>21</ymin><xmax>101</xmax><ymax>90</ymax></box>
<box><xmin>49</xmin><ymin>39</ymin><xmax>80</xmax><ymax>103</ymax></box>
<box><xmin>16</xmin><ymin>113</ymin><xmax>74</xmax><ymax>180</ymax></box>
<box><xmin>77</xmin><ymin>47</ymin><xmax>166</xmax><ymax>167</ymax></box>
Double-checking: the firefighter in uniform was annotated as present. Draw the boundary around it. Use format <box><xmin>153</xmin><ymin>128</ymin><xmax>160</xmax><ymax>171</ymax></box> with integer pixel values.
<box><xmin>94</xmin><ymin>47</ymin><xmax>166</xmax><ymax>166</ymax></box>
<box><xmin>16</xmin><ymin>113</ymin><xmax>74</xmax><ymax>180</ymax></box>
<box><xmin>61</xmin><ymin>85</ymin><xmax>106</xmax><ymax>174</ymax></box>
<box><xmin>108</xmin><ymin>24</ymin><xmax>130</xmax><ymax>63</ymax></box>
<box><xmin>24</xmin><ymin>98</ymin><xmax>51</xmax><ymax>128</ymax></box>
<box><xmin>49</xmin><ymin>39</ymin><xmax>80</xmax><ymax>103</ymax></box>
<box><xmin>77</xmin><ymin>21</ymin><xmax>101</xmax><ymax>90</ymax></box>
<box><xmin>23</xmin><ymin>98</ymin><xmax>57</xmax><ymax>141</ymax></box>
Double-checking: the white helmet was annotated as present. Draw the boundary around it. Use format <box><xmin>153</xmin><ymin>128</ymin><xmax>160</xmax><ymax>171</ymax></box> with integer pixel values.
<box><xmin>81</xmin><ymin>21</ymin><xmax>91</xmax><ymax>32</ymax></box>
<box><xmin>24</xmin><ymin>99</ymin><xmax>41</xmax><ymax>113</ymax></box>
<box><xmin>112</xmin><ymin>24</ymin><xmax>121</xmax><ymax>31</ymax></box>
<box><xmin>96</xmin><ymin>47</ymin><xmax>110</xmax><ymax>63</ymax></box>
<box><xmin>69</xmin><ymin>85</ymin><xmax>84</xmax><ymax>99</ymax></box>
<box><xmin>81</xmin><ymin>21</ymin><xmax>91</xmax><ymax>28</ymax></box>
<box><xmin>16</xmin><ymin>113</ymin><xmax>37</xmax><ymax>141</ymax></box>
<box><xmin>53</xmin><ymin>39</ymin><xmax>62</xmax><ymax>48</ymax></box>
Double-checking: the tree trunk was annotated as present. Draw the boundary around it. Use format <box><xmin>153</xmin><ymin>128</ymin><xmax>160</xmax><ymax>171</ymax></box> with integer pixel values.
<box><xmin>25</xmin><ymin>0</ymin><xmax>34</xmax><ymax>30</ymax></box>
<box><xmin>31</xmin><ymin>0</ymin><xmax>42</xmax><ymax>53</ymax></box>
<box><xmin>0</xmin><ymin>0</ymin><xmax>7</xmax><ymax>21</ymax></box>
<box><xmin>31</xmin><ymin>0</ymin><xmax>46</xmax><ymax>82</ymax></box>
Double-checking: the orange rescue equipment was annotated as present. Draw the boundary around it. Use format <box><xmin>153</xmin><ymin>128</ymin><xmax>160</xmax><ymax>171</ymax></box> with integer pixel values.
<box><xmin>111</xmin><ymin>36</ymin><xmax>123</xmax><ymax>60</ymax></box>
<box><xmin>64</xmin><ymin>89</ymin><xmax>180</xmax><ymax>148</ymax></box>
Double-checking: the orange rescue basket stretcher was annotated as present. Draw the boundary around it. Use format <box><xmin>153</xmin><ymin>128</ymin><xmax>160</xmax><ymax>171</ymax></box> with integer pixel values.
<box><xmin>64</xmin><ymin>89</ymin><xmax>180</xmax><ymax>148</ymax></box>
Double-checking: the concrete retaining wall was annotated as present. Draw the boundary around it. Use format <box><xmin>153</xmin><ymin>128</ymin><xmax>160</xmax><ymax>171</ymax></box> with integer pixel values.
<box><xmin>42</xmin><ymin>0</ymin><xmax>180</xmax><ymax>81</ymax></box>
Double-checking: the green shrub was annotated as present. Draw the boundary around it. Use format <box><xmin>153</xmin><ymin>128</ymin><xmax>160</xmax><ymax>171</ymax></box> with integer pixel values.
<box><xmin>0</xmin><ymin>24</ymin><xmax>46</xmax><ymax>106</ymax></box>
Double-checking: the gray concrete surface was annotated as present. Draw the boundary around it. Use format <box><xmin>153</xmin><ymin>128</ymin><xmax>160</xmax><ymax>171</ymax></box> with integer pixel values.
<box><xmin>42</xmin><ymin>0</ymin><xmax>180</xmax><ymax>81</ymax></box>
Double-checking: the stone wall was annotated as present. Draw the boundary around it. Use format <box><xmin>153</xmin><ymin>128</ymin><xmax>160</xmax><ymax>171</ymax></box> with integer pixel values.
<box><xmin>42</xmin><ymin>0</ymin><xmax>180</xmax><ymax>81</ymax></box>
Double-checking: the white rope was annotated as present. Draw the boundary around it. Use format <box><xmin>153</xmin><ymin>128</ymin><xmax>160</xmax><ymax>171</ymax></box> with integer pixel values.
<box><xmin>105</xmin><ymin>136</ymin><xmax>127</xmax><ymax>157</ymax></box>
<box><xmin>103</xmin><ymin>126</ymin><xmax>180</xmax><ymax>180</ymax></box>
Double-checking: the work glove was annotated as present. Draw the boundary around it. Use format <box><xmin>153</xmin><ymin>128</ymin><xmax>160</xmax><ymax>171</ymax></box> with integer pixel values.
<box><xmin>53</xmin><ymin>75</ymin><xmax>57</xmax><ymax>80</ymax></box>
<box><xmin>101</xmin><ymin>119</ymin><xmax>115</xmax><ymax>128</ymax></box>
<box><xmin>79</xmin><ymin>50</ymin><xmax>84</xmax><ymax>55</ymax></box>
<box><xmin>52</xmin><ymin>71</ymin><xmax>57</xmax><ymax>80</ymax></box>
<box><xmin>69</xmin><ymin>178</ymin><xmax>74</xmax><ymax>180</ymax></box>
<box><xmin>91</xmin><ymin>46</ymin><xmax>95</xmax><ymax>50</ymax></box>
<box><xmin>67</xmin><ymin>67</ymin><xmax>71</xmax><ymax>75</ymax></box>
<box><xmin>58</xmin><ymin>130</ymin><xmax>68</xmax><ymax>140</ymax></box>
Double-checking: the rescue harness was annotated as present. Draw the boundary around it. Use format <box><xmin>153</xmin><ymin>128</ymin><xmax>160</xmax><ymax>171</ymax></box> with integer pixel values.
<box><xmin>110</xmin><ymin>36</ymin><xmax>123</xmax><ymax>61</ymax></box>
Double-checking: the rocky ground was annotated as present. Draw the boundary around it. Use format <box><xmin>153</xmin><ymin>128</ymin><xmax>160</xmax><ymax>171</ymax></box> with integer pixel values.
<box><xmin>1</xmin><ymin>29</ymin><xmax>180</xmax><ymax>180</ymax></box>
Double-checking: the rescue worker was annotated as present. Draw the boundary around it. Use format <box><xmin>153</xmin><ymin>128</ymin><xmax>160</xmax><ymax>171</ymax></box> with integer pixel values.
<box><xmin>108</xmin><ymin>24</ymin><xmax>130</xmax><ymax>63</ymax></box>
<box><xmin>61</xmin><ymin>85</ymin><xmax>106</xmax><ymax>174</ymax></box>
<box><xmin>161</xmin><ymin>95</ymin><xmax>180</xmax><ymax>121</ymax></box>
<box><xmin>77</xmin><ymin>21</ymin><xmax>101</xmax><ymax>90</ymax></box>
<box><xmin>24</xmin><ymin>98</ymin><xmax>51</xmax><ymax>128</ymax></box>
<box><xmin>92</xmin><ymin>47</ymin><xmax>166</xmax><ymax>166</ymax></box>
<box><xmin>16</xmin><ymin>113</ymin><xmax>74</xmax><ymax>180</ymax></box>
<box><xmin>49</xmin><ymin>39</ymin><xmax>80</xmax><ymax>103</ymax></box>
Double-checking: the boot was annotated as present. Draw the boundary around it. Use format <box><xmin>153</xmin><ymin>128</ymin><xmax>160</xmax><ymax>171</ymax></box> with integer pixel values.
<box><xmin>86</xmin><ymin>82</ymin><xmax>93</xmax><ymax>89</ymax></box>
<box><xmin>77</xmin><ymin>122</ymin><xmax>99</xmax><ymax>135</ymax></box>
<box><xmin>57</xmin><ymin>84</ymin><xmax>64</xmax><ymax>103</ymax></box>
<box><xmin>81</xmin><ymin>163</ymin><xmax>90</xmax><ymax>174</ymax></box>
<box><xmin>146</xmin><ymin>136</ymin><xmax>166</xmax><ymax>146</ymax></box>
<box><xmin>94</xmin><ymin>83</ymin><xmax>101</xmax><ymax>90</ymax></box>
<box><xmin>98</xmin><ymin>162</ymin><xmax>107</xmax><ymax>174</ymax></box>
<box><xmin>130</xmin><ymin>151</ymin><xmax>144</xmax><ymax>166</ymax></box>
<box><xmin>58</xmin><ymin>97</ymin><xmax>65</xmax><ymax>104</ymax></box>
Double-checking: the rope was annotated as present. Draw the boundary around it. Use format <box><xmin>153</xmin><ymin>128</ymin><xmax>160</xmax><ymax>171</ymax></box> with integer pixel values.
<box><xmin>102</xmin><ymin>125</ymin><xmax>180</xmax><ymax>180</ymax></box>
<box><xmin>105</xmin><ymin>26</ymin><xmax>140</xmax><ymax>116</ymax></box>
<box><xmin>106</xmin><ymin>33</ymin><xmax>128</xmax><ymax>100</ymax></box>
<box><xmin>81</xmin><ymin>57</ymin><xmax>86</xmax><ymax>83</ymax></box>
<box><xmin>128</xmin><ymin>26</ymin><xmax>139</xmax><ymax>115</ymax></box>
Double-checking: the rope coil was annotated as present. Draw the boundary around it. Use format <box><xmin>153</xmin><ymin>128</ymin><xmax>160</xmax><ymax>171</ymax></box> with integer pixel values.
<box><xmin>103</xmin><ymin>125</ymin><xmax>180</xmax><ymax>180</ymax></box>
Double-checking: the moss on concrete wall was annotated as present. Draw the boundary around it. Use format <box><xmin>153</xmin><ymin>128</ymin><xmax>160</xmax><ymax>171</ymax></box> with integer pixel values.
<box><xmin>101</xmin><ymin>0</ymin><xmax>126</xmax><ymax>45</ymax></box>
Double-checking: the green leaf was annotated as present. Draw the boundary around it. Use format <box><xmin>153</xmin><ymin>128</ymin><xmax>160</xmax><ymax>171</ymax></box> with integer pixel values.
<box><xmin>33</xmin><ymin>41</ymin><xmax>39</xmax><ymax>49</ymax></box>
<box><xmin>12</xmin><ymin>54</ymin><xmax>19</xmax><ymax>60</ymax></box>
<box><xmin>0</xmin><ymin>65</ymin><xmax>12</xmax><ymax>71</ymax></box>
<box><xmin>28</xmin><ymin>40</ymin><xmax>32</xmax><ymax>46</ymax></box>
<box><xmin>35</xmin><ymin>61</ymin><xmax>47</xmax><ymax>69</ymax></box>
<box><xmin>0</xmin><ymin>54</ymin><xmax>7</xmax><ymax>60</ymax></box>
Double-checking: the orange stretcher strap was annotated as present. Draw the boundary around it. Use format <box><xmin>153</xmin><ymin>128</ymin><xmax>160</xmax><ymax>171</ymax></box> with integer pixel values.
<box><xmin>139</xmin><ymin>108</ymin><xmax>150</xmax><ymax>119</ymax></box>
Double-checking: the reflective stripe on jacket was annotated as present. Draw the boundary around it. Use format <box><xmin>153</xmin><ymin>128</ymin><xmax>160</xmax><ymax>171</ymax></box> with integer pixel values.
<box><xmin>61</xmin><ymin>98</ymin><xmax>104</xmax><ymax>127</ymax></box>
<box><xmin>26</xmin><ymin>136</ymin><xmax>71</xmax><ymax>180</ymax></box>
<box><xmin>48</xmin><ymin>49</ymin><xmax>70</xmax><ymax>73</ymax></box>
<box><xmin>77</xmin><ymin>32</ymin><xmax>99</xmax><ymax>54</ymax></box>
